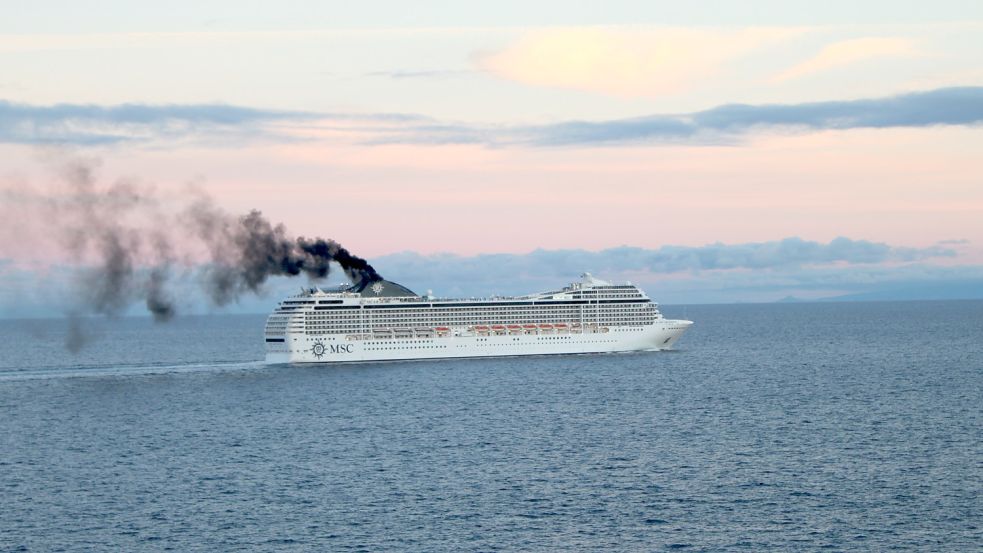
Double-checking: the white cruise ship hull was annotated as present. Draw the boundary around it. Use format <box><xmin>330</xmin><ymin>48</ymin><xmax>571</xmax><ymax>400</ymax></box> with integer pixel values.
<box><xmin>264</xmin><ymin>273</ymin><xmax>693</xmax><ymax>365</ymax></box>
<box><xmin>265</xmin><ymin>320</ymin><xmax>692</xmax><ymax>364</ymax></box>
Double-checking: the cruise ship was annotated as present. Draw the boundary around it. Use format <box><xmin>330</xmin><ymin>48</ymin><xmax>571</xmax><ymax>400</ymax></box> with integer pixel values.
<box><xmin>264</xmin><ymin>273</ymin><xmax>692</xmax><ymax>364</ymax></box>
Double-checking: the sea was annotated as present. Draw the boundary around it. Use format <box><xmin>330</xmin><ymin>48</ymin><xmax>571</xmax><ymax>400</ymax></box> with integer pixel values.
<box><xmin>1</xmin><ymin>301</ymin><xmax>981</xmax><ymax>552</ymax></box>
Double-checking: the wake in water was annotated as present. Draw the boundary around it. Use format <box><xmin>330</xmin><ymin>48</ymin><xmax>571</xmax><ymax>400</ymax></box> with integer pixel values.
<box><xmin>0</xmin><ymin>360</ymin><xmax>267</xmax><ymax>382</ymax></box>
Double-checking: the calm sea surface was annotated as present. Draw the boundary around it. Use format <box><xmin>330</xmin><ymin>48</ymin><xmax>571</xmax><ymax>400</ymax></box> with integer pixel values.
<box><xmin>1</xmin><ymin>302</ymin><xmax>981</xmax><ymax>551</ymax></box>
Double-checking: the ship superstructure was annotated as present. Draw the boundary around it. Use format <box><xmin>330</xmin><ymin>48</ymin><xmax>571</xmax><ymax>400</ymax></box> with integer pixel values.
<box><xmin>264</xmin><ymin>273</ymin><xmax>692</xmax><ymax>364</ymax></box>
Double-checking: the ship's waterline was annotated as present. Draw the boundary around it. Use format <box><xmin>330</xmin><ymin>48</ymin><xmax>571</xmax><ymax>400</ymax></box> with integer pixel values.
<box><xmin>264</xmin><ymin>273</ymin><xmax>692</xmax><ymax>364</ymax></box>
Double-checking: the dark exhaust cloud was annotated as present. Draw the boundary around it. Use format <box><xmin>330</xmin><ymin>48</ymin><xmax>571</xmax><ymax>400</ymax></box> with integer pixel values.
<box><xmin>0</xmin><ymin>153</ymin><xmax>381</xmax><ymax>350</ymax></box>
<box><xmin>184</xmin><ymin>203</ymin><xmax>381</xmax><ymax>307</ymax></box>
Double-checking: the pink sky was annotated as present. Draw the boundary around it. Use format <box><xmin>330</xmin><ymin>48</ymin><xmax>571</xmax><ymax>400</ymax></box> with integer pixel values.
<box><xmin>7</xmin><ymin>124</ymin><xmax>971</xmax><ymax>261</ymax></box>
<box><xmin>2</xmin><ymin>13</ymin><xmax>983</xmax><ymax>305</ymax></box>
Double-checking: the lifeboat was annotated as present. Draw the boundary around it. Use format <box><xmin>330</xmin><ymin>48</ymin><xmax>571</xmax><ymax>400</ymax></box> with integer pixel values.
<box><xmin>554</xmin><ymin>323</ymin><xmax>569</xmax><ymax>328</ymax></box>
<box><xmin>523</xmin><ymin>324</ymin><xmax>538</xmax><ymax>329</ymax></box>
<box><xmin>539</xmin><ymin>324</ymin><xmax>554</xmax><ymax>330</ymax></box>
<box><xmin>474</xmin><ymin>325</ymin><xmax>489</xmax><ymax>331</ymax></box>
<box><xmin>507</xmin><ymin>325</ymin><xmax>521</xmax><ymax>329</ymax></box>
<box><xmin>435</xmin><ymin>327</ymin><xmax>450</xmax><ymax>331</ymax></box>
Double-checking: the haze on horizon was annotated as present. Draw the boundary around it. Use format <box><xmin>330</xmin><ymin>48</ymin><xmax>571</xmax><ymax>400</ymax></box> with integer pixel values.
<box><xmin>2</xmin><ymin>1</ymin><xmax>983</xmax><ymax>317</ymax></box>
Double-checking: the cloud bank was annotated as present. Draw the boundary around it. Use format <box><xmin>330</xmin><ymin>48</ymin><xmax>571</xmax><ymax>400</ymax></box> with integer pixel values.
<box><xmin>2</xmin><ymin>86</ymin><xmax>982</xmax><ymax>147</ymax></box>
<box><xmin>0</xmin><ymin>100</ymin><xmax>316</xmax><ymax>145</ymax></box>
<box><xmin>370</xmin><ymin>237</ymin><xmax>957</xmax><ymax>298</ymax></box>
<box><xmin>518</xmin><ymin>86</ymin><xmax>983</xmax><ymax>145</ymax></box>
<box><xmin>2</xmin><ymin>237</ymin><xmax>975</xmax><ymax>316</ymax></box>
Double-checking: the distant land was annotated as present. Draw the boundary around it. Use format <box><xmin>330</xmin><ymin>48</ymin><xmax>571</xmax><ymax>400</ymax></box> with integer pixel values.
<box><xmin>3</xmin><ymin>277</ymin><xmax>982</xmax><ymax>319</ymax></box>
<box><xmin>776</xmin><ymin>279</ymin><xmax>983</xmax><ymax>303</ymax></box>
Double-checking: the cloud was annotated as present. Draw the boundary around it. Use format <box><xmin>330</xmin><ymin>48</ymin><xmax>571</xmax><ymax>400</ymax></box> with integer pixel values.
<box><xmin>4</xmin><ymin>86</ymin><xmax>983</xmax><ymax>147</ymax></box>
<box><xmin>773</xmin><ymin>37</ymin><xmax>918</xmax><ymax>82</ymax></box>
<box><xmin>370</xmin><ymin>237</ymin><xmax>956</xmax><ymax>297</ymax></box>
<box><xmin>0</xmin><ymin>100</ymin><xmax>319</xmax><ymax>145</ymax></box>
<box><xmin>517</xmin><ymin>86</ymin><xmax>983</xmax><ymax>145</ymax></box>
<box><xmin>475</xmin><ymin>27</ymin><xmax>796</xmax><ymax>98</ymax></box>
<box><xmin>359</xmin><ymin>86</ymin><xmax>983</xmax><ymax>146</ymax></box>
<box><xmin>0</xmin><ymin>100</ymin><xmax>438</xmax><ymax>146</ymax></box>
<box><xmin>561</xmin><ymin>86</ymin><xmax>983</xmax><ymax>142</ymax></box>
<box><xmin>1</xmin><ymin>239</ymin><xmax>977</xmax><ymax>315</ymax></box>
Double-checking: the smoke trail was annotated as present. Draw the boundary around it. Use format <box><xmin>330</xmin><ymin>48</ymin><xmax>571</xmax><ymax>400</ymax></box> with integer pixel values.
<box><xmin>0</xmin><ymin>154</ymin><xmax>382</xmax><ymax>350</ymax></box>
<box><xmin>146</xmin><ymin>268</ymin><xmax>175</xmax><ymax>322</ymax></box>
<box><xmin>65</xmin><ymin>315</ymin><xmax>88</xmax><ymax>355</ymax></box>
<box><xmin>144</xmin><ymin>232</ymin><xmax>176</xmax><ymax>321</ymax></box>
<box><xmin>299</xmin><ymin>238</ymin><xmax>382</xmax><ymax>286</ymax></box>
<box><xmin>183</xmin><ymin>202</ymin><xmax>381</xmax><ymax>306</ymax></box>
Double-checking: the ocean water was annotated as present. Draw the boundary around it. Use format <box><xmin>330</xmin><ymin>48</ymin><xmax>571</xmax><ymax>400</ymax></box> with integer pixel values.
<box><xmin>1</xmin><ymin>301</ymin><xmax>981</xmax><ymax>551</ymax></box>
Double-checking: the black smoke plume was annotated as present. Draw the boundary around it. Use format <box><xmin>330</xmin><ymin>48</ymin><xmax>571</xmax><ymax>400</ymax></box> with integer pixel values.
<box><xmin>185</xmin><ymin>204</ymin><xmax>381</xmax><ymax>306</ymax></box>
<box><xmin>0</xmin><ymin>154</ymin><xmax>381</xmax><ymax>350</ymax></box>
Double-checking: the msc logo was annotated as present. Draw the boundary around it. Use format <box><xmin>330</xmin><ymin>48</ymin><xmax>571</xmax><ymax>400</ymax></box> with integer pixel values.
<box><xmin>312</xmin><ymin>342</ymin><xmax>354</xmax><ymax>359</ymax></box>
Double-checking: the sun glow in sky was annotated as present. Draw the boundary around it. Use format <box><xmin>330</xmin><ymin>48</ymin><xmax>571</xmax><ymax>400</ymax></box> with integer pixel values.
<box><xmin>1</xmin><ymin>1</ymin><xmax>982</xmax><ymax>309</ymax></box>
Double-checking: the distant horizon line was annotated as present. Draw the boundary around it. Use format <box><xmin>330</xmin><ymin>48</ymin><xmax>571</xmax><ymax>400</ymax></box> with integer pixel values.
<box><xmin>4</xmin><ymin>296</ymin><xmax>982</xmax><ymax>321</ymax></box>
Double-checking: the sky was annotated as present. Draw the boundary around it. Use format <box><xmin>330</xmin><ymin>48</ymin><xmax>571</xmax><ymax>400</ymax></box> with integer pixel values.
<box><xmin>1</xmin><ymin>1</ymin><xmax>982</xmax><ymax>314</ymax></box>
